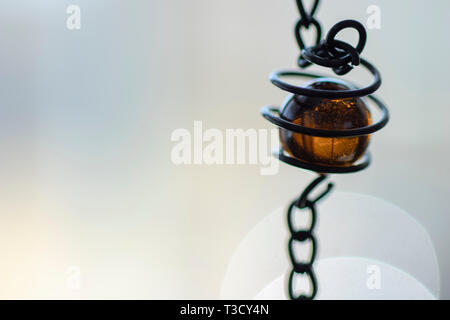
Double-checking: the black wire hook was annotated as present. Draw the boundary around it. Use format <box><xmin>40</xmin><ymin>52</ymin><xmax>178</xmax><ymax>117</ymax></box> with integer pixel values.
<box><xmin>296</xmin><ymin>174</ymin><xmax>334</xmax><ymax>209</ymax></box>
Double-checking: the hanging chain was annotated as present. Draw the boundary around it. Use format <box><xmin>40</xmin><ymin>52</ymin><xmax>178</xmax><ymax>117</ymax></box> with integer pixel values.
<box><xmin>287</xmin><ymin>174</ymin><xmax>333</xmax><ymax>300</ymax></box>
<box><xmin>295</xmin><ymin>0</ymin><xmax>322</xmax><ymax>67</ymax></box>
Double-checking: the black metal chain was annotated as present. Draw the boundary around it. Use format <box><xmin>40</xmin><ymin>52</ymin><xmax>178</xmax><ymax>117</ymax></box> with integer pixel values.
<box><xmin>294</xmin><ymin>0</ymin><xmax>322</xmax><ymax>52</ymax></box>
<box><xmin>295</xmin><ymin>0</ymin><xmax>367</xmax><ymax>75</ymax></box>
<box><xmin>287</xmin><ymin>174</ymin><xmax>333</xmax><ymax>300</ymax></box>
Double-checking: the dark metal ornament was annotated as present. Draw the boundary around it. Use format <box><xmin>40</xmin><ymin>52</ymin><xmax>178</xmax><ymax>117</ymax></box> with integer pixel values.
<box><xmin>260</xmin><ymin>0</ymin><xmax>389</xmax><ymax>300</ymax></box>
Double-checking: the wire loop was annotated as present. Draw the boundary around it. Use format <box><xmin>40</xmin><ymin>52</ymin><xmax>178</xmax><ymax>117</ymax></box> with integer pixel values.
<box><xmin>326</xmin><ymin>19</ymin><xmax>367</xmax><ymax>56</ymax></box>
<box><xmin>299</xmin><ymin>19</ymin><xmax>367</xmax><ymax>75</ymax></box>
<box><xmin>295</xmin><ymin>18</ymin><xmax>322</xmax><ymax>52</ymax></box>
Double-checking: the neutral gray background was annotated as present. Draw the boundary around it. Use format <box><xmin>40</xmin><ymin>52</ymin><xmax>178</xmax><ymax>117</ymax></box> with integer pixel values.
<box><xmin>0</xmin><ymin>0</ymin><xmax>449</xmax><ymax>298</ymax></box>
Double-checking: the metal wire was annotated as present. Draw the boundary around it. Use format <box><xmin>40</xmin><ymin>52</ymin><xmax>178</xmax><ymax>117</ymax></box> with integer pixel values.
<box><xmin>269</xmin><ymin>59</ymin><xmax>382</xmax><ymax>98</ymax></box>
<box><xmin>295</xmin><ymin>0</ymin><xmax>369</xmax><ymax>75</ymax></box>
<box><xmin>287</xmin><ymin>174</ymin><xmax>333</xmax><ymax>300</ymax></box>
<box><xmin>262</xmin><ymin>92</ymin><xmax>388</xmax><ymax>139</ymax></box>
<box><xmin>275</xmin><ymin>148</ymin><xmax>371</xmax><ymax>174</ymax></box>
<box><xmin>294</xmin><ymin>0</ymin><xmax>322</xmax><ymax>65</ymax></box>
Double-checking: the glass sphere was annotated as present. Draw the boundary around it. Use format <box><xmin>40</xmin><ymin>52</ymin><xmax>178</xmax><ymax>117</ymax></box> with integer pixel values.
<box><xmin>279</xmin><ymin>78</ymin><xmax>372</xmax><ymax>167</ymax></box>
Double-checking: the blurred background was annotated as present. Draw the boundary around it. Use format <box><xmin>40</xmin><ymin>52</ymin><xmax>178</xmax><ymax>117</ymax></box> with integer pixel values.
<box><xmin>0</xmin><ymin>0</ymin><xmax>449</xmax><ymax>299</ymax></box>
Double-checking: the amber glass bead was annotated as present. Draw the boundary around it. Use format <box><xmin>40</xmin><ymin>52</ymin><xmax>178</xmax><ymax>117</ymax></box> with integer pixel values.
<box><xmin>279</xmin><ymin>78</ymin><xmax>372</xmax><ymax>167</ymax></box>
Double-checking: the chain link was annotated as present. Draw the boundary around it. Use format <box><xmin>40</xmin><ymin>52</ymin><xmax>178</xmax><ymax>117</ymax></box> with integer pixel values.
<box><xmin>295</xmin><ymin>0</ymin><xmax>320</xmax><ymax>24</ymax></box>
<box><xmin>287</xmin><ymin>174</ymin><xmax>333</xmax><ymax>300</ymax></box>
<box><xmin>295</xmin><ymin>0</ymin><xmax>322</xmax><ymax>70</ymax></box>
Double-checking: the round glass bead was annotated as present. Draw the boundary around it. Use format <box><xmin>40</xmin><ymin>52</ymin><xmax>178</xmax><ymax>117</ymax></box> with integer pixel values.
<box><xmin>279</xmin><ymin>78</ymin><xmax>372</xmax><ymax>167</ymax></box>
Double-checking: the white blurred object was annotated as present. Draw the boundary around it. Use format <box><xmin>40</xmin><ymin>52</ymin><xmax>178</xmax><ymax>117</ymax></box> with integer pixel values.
<box><xmin>221</xmin><ymin>192</ymin><xmax>439</xmax><ymax>299</ymax></box>
<box><xmin>255</xmin><ymin>257</ymin><xmax>436</xmax><ymax>300</ymax></box>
